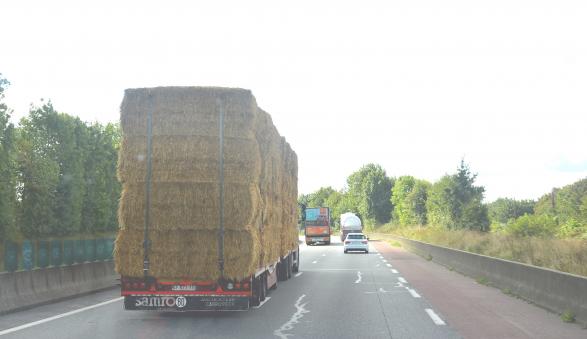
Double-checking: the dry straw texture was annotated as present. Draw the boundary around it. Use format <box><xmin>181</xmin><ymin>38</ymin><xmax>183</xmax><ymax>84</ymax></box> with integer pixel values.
<box><xmin>114</xmin><ymin>87</ymin><xmax>298</xmax><ymax>280</ymax></box>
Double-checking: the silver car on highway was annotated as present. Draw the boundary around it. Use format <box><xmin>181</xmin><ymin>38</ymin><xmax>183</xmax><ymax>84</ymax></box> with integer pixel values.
<box><xmin>343</xmin><ymin>233</ymin><xmax>369</xmax><ymax>253</ymax></box>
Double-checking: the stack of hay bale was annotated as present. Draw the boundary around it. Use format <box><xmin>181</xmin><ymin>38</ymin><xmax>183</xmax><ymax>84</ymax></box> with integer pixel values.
<box><xmin>114</xmin><ymin>87</ymin><xmax>298</xmax><ymax>281</ymax></box>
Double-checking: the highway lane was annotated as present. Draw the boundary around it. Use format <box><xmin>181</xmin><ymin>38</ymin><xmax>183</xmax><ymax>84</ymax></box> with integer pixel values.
<box><xmin>0</xmin><ymin>238</ymin><xmax>460</xmax><ymax>339</ymax></box>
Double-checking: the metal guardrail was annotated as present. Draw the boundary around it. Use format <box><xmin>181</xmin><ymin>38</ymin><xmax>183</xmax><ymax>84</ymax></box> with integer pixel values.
<box><xmin>1</xmin><ymin>238</ymin><xmax>115</xmax><ymax>273</ymax></box>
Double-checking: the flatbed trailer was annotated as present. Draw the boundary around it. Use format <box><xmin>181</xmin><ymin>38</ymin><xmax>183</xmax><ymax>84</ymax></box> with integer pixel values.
<box><xmin>122</xmin><ymin>247</ymin><xmax>299</xmax><ymax>311</ymax></box>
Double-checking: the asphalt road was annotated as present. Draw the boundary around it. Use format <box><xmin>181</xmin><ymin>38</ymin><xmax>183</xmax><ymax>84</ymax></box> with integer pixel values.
<box><xmin>0</xmin><ymin>238</ymin><xmax>461</xmax><ymax>339</ymax></box>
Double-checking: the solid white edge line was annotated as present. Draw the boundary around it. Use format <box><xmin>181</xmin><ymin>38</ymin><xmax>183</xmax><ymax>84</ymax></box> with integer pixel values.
<box><xmin>398</xmin><ymin>277</ymin><xmax>407</xmax><ymax>284</ymax></box>
<box><xmin>425</xmin><ymin>308</ymin><xmax>446</xmax><ymax>325</ymax></box>
<box><xmin>295</xmin><ymin>272</ymin><xmax>303</xmax><ymax>278</ymax></box>
<box><xmin>391</xmin><ymin>269</ymin><xmax>398</xmax><ymax>274</ymax></box>
<box><xmin>253</xmin><ymin>297</ymin><xmax>271</xmax><ymax>309</ymax></box>
<box><xmin>0</xmin><ymin>297</ymin><xmax>124</xmax><ymax>336</ymax></box>
<box><xmin>407</xmin><ymin>288</ymin><xmax>421</xmax><ymax>298</ymax></box>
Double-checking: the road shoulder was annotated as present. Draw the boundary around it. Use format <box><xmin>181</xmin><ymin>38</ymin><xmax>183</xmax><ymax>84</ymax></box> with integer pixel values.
<box><xmin>373</xmin><ymin>240</ymin><xmax>586</xmax><ymax>339</ymax></box>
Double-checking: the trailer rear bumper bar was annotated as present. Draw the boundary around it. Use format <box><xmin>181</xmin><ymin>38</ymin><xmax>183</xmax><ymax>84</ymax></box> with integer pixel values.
<box><xmin>124</xmin><ymin>294</ymin><xmax>249</xmax><ymax>311</ymax></box>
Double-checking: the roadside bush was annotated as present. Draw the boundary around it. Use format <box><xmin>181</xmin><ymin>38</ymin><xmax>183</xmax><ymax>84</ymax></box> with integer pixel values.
<box><xmin>504</xmin><ymin>214</ymin><xmax>557</xmax><ymax>237</ymax></box>
<box><xmin>558</xmin><ymin>218</ymin><xmax>587</xmax><ymax>238</ymax></box>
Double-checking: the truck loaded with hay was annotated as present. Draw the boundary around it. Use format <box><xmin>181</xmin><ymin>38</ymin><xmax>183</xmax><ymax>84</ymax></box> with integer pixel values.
<box><xmin>114</xmin><ymin>87</ymin><xmax>300</xmax><ymax>311</ymax></box>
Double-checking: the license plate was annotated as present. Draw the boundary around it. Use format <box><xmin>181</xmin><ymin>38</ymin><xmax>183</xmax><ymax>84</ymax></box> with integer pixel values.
<box><xmin>172</xmin><ymin>285</ymin><xmax>197</xmax><ymax>291</ymax></box>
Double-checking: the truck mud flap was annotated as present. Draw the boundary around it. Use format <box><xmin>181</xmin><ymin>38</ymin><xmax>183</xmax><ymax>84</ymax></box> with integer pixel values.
<box><xmin>124</xmin><ymin>295</ymin><xmax>249</xmax><ymax>311</ymax></box>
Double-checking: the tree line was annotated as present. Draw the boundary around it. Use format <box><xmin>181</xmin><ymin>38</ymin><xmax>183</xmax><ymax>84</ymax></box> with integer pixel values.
<box><xmin>300</xmin><ymin>159</ymin><xmax>587</xmax><ymax>238</ymax></box>
<box><xmin>0</xmin><ymin>74</ymin><xmax>120</xmax><ymax>241</ymax></box>
<box><xmin>299</xmin><ymin>160</ymin><xmax>489</xmax><ymax>231</ymax></box>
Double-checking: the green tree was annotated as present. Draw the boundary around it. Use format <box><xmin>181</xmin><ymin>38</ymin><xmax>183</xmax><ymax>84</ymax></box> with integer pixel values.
<box><xmin>426</xmin><ymin>175</ymin><xmax>457</xmax><ymax>228</ymax></box>
<box><xmin>534</xmin><ymin>178</ymin><xmax>587</xmax><ymax>227</ymax></box>
<box><xmin>304</xmin><ymin>186</ymin><xmax>336</xmax><ymax>208</ymax></box>
<box><xmin>488</xmin><ymin>198</ymin><xmax>535</xmax><ymax>224</ymax></box>
<box><xmin>391</xmin><ymin>176</ymin><xmax>416</xmax><ymax>225</ymax></box>
<box><xmin>408</xmin><ymin>180</ymin><xmax>431</xmax><ymax>225</ymax></box>
<box><xmin>325</xmin><ymin>190</ymin><xmax>360</xmax><ymax>228</ymax></box>
<box><xmin>17</xmin><ymin>102</ymin><xmax>95</xmax><ymax>237</ymax></box>
<box><xmin>427</xmin><ymin>160</ymin><xmax>489</xmax><ymax>231</ymax></box>
<box><xmin>347</xmin><ymin>163</ymin><xmax>393</xmax><ymax>225</ymax></box>
<box><xmin>17</xmin><ymin>105</ymin><xmax>61</xmax><ymax>238</ymax></box>
<box><xmin>82</xmin><ymin>123</ymin><xmax>121</xmax><ymax>233</ymax></box>
<box><xmin>0</xmin><ymin>74</ymin><xmax>17</xmax><ymax>240</ymax></box>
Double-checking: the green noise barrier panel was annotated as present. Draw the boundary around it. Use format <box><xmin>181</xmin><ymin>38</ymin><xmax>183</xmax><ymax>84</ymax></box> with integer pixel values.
<box><xmin>74</xmin><ymin>240</ymin><xmax>86</xmax><ymax>263</ymax></box>
<box><xmin>51</xmin><ymin>240</ymin><xmax>62</xmax><ymax>266</ymax></box>
<box><xmin>22</xmin><ymin>240</ymin><xmax>34</xmax><ymax>270</ymax></box>
<box><xmin>4</xmin><ymin>241</ymin><xmax>18</xmax><ymax>272</ymax></box>
<box><xmin>63</xmin><ymin>240</ymin><xmax>74</xmax><ymax>266</ymax></box>
<box><xmin>38</xmin><ymin>240</ymin><xmax>49</xmax><ymax>268</ymax></box>
<box><xmin>85</xmin><ymin>239</ymin><xmax>96</xmax><ymax>262</ymax></box>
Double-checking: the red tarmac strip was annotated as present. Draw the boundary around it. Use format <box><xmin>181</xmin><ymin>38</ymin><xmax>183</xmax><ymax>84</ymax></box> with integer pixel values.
<box><xmin>373</xmin><ymin>240</ymin><xmax>586</xmax><ymax>339</ymax></box>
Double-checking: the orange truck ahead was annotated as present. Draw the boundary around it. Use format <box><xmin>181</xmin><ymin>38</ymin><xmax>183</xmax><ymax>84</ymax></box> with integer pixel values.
<box><xmin>304</xmin><ymin>207</ymin><xmax>331</xmax><ymax>245</ymax></box>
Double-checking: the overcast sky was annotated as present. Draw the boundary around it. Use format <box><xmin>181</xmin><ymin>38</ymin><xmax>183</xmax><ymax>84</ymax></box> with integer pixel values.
<box><xmin>2</xmin><ymin>0</ymin><xmax>586</xmax><ymax>201</ymax></box>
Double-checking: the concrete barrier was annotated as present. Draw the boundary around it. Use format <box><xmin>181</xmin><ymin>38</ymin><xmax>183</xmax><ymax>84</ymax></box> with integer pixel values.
<box><xmin>387</xmin><ymin>235</ymin><xmax>587</xmax><ymax>325</ymax></box>
<box><xmin>0</xmin><ymin>261</ymin><xmax>117</xmax><ymax>314</ymax></box>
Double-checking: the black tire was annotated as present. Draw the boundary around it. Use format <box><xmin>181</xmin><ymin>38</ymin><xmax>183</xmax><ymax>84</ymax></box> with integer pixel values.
<box><xmin>270</xmin><ymin>275</ymin><xmax>278</xmax><ymax>290</ymax></box>
<box><xmin>325</xmin><ymin>240</ymin><xmax>331</xmax><ymax>245</ymax></box>
<box><xmin>277</xmin><ymin>261</ymin><xmax>286</xmax><ymax>281</ymax></box>
<box><xmin>260</xmin><ymin>275</ymin><xmax>267</xmax><ymax>301</ymax></box>
<box><xmin>365</xmin><ymin>250</ymin><xmax>369</xmax><ymax>254</ymax></box>
<box><xmin>286</xmin><ymin>254</ymin><xmax>293</xmax><ymax>279</ymax></box>
<box><xmin>293</xmin><ymin>249</ymin><xmax>299</xmax><ymax>273</ymax></box>
<box><xmin>344</xmin><ymin>249</ymin><xmax>348</xmax><ymax>254</ymax></box>
<box><xmin>250</xmin><ymin>278</ymin><xmax>261</xmax><ymax>307</ymax></box>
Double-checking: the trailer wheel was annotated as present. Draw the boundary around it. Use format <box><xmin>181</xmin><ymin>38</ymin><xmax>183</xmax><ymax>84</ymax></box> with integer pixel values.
<box><xmin>260</xmin><ymin>275</ymin><xmax>267</xmax><ymax>302</ymax></box>
<box><xmin>250</xmin><ymin>278</ymin><xmax>261</xmax><ymax>307</ymax></box>
<box><xmin>293</xmin><ymin>248</ymin><xmax>300</xmax><ymax>273</ymax></box>
<box><xmin>286</xmin><ymin>254</ymin><xmax>293</xmax><ymax>279</ymax></box>
<box><xmin>278</xmin><ymin>260</ymin><xmax>288</xmax><ymax>281</ymax></box>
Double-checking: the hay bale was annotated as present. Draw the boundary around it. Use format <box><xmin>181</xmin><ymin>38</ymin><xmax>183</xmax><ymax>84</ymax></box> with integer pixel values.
<box><xmin>117</xmin><ymin>135</ymin><xmax>261</xmax><ymax>184</ymax></box>
<box><xmin>118</xmin><ymin>182</ymin><xmax>262</xmax><ymax>231</ymax></box>
<box><xmin>121</xmin><ymin>87</ymin><xmax>258</xmax><ymax>139</ymax></box>
<box><xmin>114</xmin><ymin>226</ymin><xmax>260</xmax><ymax>280</ymax></box>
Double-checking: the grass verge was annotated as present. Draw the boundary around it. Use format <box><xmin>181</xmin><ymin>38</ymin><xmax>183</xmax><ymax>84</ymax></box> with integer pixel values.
<box><xmin>372</xmin><ymin>225</ymin><xmax>587</xmax><ymax>277</ymax></box>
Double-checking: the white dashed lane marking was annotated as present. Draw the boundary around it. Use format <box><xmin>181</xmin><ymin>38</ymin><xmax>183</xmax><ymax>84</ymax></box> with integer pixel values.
<box><xmin>425</xmin><ymin>309</ymin><xmax>446</xmax><ymax>326</ymax></box>
<box><xmin>407</xmin><ymin>288</ymin><xmax>421</xmax><ymax>298</ymax></box>
<box><xmin>398</xmin><ymin>277</ymin><xmax>407</xmax><ymax>284</ymax></box>
<box><xmin>391</xmin><ymin>269</ymin><xmax>398</xmax><ymax>274</ymax></box>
